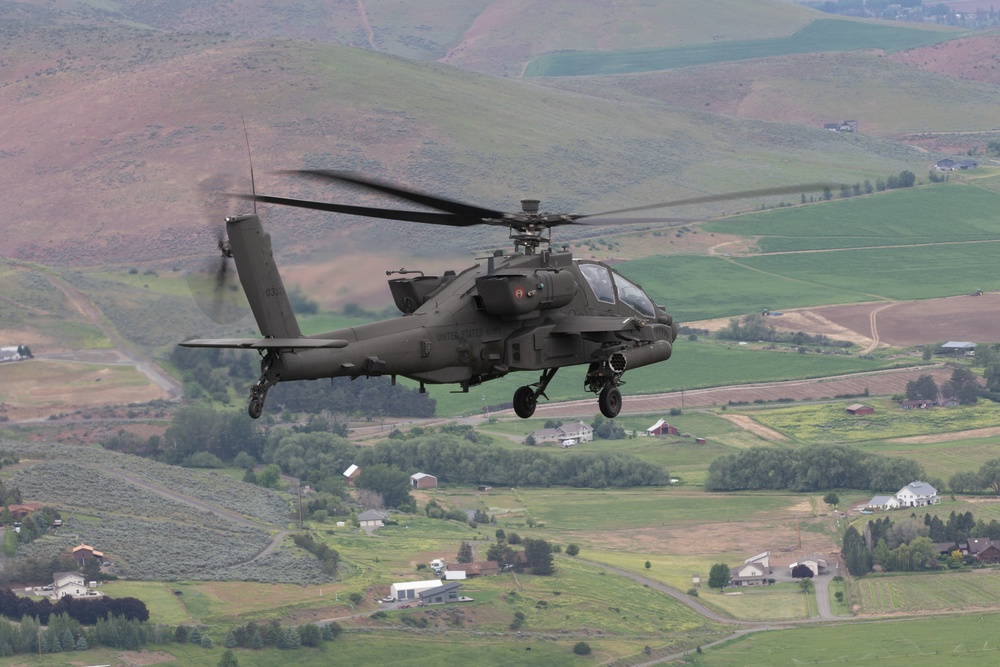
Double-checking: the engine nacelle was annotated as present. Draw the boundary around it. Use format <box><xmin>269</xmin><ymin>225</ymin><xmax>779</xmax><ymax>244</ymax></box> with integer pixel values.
<box><xmin>389</xmin><ymin>274</ymin><xmax>453</xmax><ymax>314</ymax></box>
<box><xmin>475</xmin><ymin>270</ymin><xmax>577</xmax><ymax>318</ymax></box>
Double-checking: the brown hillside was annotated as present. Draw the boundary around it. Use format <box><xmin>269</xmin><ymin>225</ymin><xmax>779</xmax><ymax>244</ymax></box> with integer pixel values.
<box><xmin>887</xmin><ymin>34</ymin><xmax>1000</xmax><ymax>85</ymax></box>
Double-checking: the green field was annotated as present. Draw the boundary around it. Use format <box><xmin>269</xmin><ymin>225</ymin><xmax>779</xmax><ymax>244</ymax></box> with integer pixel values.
<box><xmin>696</xmin><ymin>613</ymin><xmax>1000</xmax><ymax>666</ymax></box>
<box><xmin>702</xmin><ymin>184</ymin><xmax>1000</xmax><ymax>252</ymax></box>
<box><xmin>854</xmin><ymin>571</ymin><xmax>1000</xmax><ymax>614</ymax></box>
<box><xmin>526</xmin><ymin>19</ymin><xmax>957</xmax><ymax>76</ymax></box>
<box><xmin>738</xmin><ymin>400</ymin><xmax>1000</xmax><ymax>445</ymax></box>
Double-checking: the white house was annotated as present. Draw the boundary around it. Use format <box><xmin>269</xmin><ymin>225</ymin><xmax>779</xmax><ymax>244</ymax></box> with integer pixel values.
<box><xmin>729</xmin><ymin>562</ymin><xmax>768</xmax><ymax>587</ymax></box>
<box><xmin>390</xmin><ymin>579</ymin><xmax>442</xmax><ymax>601</ymax></box>
<box><xmin>53</xmin><ymin>571</ymin><xmax>87</xmax><ymax>598</ymax></box>
<box><xmin>896</xmin><ymin>481</ymin><xmax>940</xmax><ymax>508</ymax></box>
<box><xmin>530</xmin><ymin>421</ymin><xmax>594</xmax><ymax>446</ymax></box>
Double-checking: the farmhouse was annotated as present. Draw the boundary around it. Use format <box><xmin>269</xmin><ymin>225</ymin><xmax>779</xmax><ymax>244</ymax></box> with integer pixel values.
<box><xmin>896</xmin><ymin>481</ymin><xmax>939</xmax><ymax>508</ymax></box>
<box><xmin>845</xmin><ymin>404</ymin><xmax>874</xmax><ymax>415</ymax></box>
<box><xmin>72</xmin><ymin>543</ymin><xmax>104</xmax><ymax>566</ymax></box>
<box><xmin>410</xmin><ymin>472</ymin><xmax>438</xmax><ymax>489</ymax></box>
<box><xmin>647</xmin><ymin>418</ymin><xmax>680</xmax><ymax>437</ymax></box>
<box><xmin>418</xmin><ymin>581</ymin><xmax>463</xmax><ymax>605</ymax></box>
<box><xmin>934</xmin><ymin>158</ymin><xmax>977</xmax><ymax>171</ymax></box>
<box><xmin>530</xmin><ymin>421</ymin><xmax>594</xmax><ymax>446</ymax></box>
<box><xmin>729</xmin><ymin>562</ymin><xmax>768</xmax><ymax>587</ymax></box>
<box><xmin>7</xmin><ymin>503</ymin><xmax>42</xmax><ymax>520</ymax></box>
<box><xmin>900</xmin><ymin>399</ymin><xmax>935</xmax><ymax>410</ymax></box>
<box><xmin>358</xmin><ymin>509</ymin><xmax>389</xmax><ymax>528</ymax></box>
<box><xmin>53</xmin><ymin>571</ymin><xmax>87</xmax><ymax>598</ymax></box>
<box><xmin>963</xmin><ymin>538</ymin><xmax>1000</xmax><ymax>563</ymax></box>
<box><xmin>390</xmin><ymin>579</ymin><xmax>442</xmax><ymax>601</ymax></box>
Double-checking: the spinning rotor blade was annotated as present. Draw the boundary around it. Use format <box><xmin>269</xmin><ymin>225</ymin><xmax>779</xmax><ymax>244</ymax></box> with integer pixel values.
<box><xmin>287</xmin><ymin>169</ymin><xmax>508</xmax><ymax>221</ymax></box>
<box><xmin>234</xmin><ymin>193</ymin><xmax>497</xmax><ymax>227</ymax></box>
<box><xmin>188</xmin><ymin>176</ymin><xmax>250</xmax><ymax>325</ymax></box>
<box><xmin>577</xmin><ymin>183</ymin><xmax>834</xmax><ymax>220</ymax></box>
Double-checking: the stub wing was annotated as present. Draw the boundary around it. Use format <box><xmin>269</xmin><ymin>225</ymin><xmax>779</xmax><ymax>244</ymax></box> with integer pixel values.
<box><xmin>180</xmin><ymin>337</ymin><xmax>349</xmax><ymax>350</ymax></box>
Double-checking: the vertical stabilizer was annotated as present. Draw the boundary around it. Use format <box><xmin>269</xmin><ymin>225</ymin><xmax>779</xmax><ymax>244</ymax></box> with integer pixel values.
<box><xmin>226</xmin><ymin>214</ymin><xmax>301</xmax><ymax>339</ymax></box>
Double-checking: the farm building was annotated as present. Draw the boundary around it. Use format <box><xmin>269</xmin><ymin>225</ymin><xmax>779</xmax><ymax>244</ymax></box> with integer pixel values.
<box><xmin>934</xmin><ymin>158</ymin><xmax>977</xmax><ymax>171</ymax></box>
<box><xmin>0</xmin><ymin>345</ymin><xmax>32</xmax><ymax>363</ymax></box>
<box><xmin>390</xmin><ymin>579</ymin><xmax>442</xmax><ymax>601</ymax></box>
<box><xmin>940</xmin><ymin>341</ymin><xmax>976</xmax><ymax>356</ymax></box>
<box><xmin>900</xmin><ymin>399</ymin><xmax>935</xmax><ymax>410</ymax></box>
<box><xmin>789</xmin><ymin>555</ymin><xmax>828</xmax><ymax>577</ymax></box>
<box><xmin>7</xmin><ymin>502</ymin><xmax>42</xmax><ymax>520</ymax></box>
<box><xmin>647</xmin><ymin>418</ymin><xmax>680</xmax><ymax>437</ymax></box>
<box><xmin>358</xmin><ymin>509</ymin><xmax>389</xmax><ymax>528</ymax></box>
<box><xmin>863</xmin><ymin>495</ymin><xmax>899</xmax><ymax>511</ymax></box>
<box><xmin>418</xmin><ymin>581</ymin><xmax>463</xmax><ymax>605</ymax></box>
<box><xmin>845</xmin><ymin>404</ymin><xmax>874</xmax><ymax>415</ymax></box>
<box><xmin>530</xmin><ymin>421</ymin><xmax>594</xmax><ymax>446</ymax></box>
<box><xmin>446</xmin><ymin>560</ymin><xmax>499</xmax><ymax>577</ymax></box>
<box><xmin>410</xmin><ymin>472</ymin><xmax>438</xmax><ymax>489</ymax></box>
<box><xmin>343</xmin><ymin>464</ymin><xmax>360</xmax><ymax>485</ymax></box>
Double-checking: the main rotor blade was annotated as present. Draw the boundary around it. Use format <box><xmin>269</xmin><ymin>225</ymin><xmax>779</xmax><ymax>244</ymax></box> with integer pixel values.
<box><xmin>578</xmin><ymin>183</ymin><xmax>835</xmax><ymax>219</ymax></box>
<box><xmin>283</xmin><ymin>169</ymin><xmax>507</xmax><ymax>220</ymax></box>
<box><xmin>237</xmin><ymin>193</ymin><xmax>501</xmax><ymax>227</ymax></box>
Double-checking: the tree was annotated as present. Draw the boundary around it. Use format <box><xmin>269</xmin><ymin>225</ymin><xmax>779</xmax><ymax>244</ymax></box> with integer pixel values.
<box><xmin>486</xmin><ymin>543</ymin><xmax>518</xmax><ymax>570</ymax></box>
<box><xmin>456</xmin><ymin>541</ymin><xmax>473</xmax><ymax>564</ymax></box>
<box><xmin>708</xmin><ymin>563</ymin><xmax>730</xmax><ymax>590</ymax></box>
<box><xmin>946</xmin><ymin>367</ymin><xmax>980</xmax><ymax>405</ymax></box>
<box><xmin>905</xmin><ymin>374</ymin><xmax>938</xmax><ymax>401</ymax></box>
<box><xmin>573</xmin><ymin>641</ymin><xmax>592</xmax><ymax>655</ymax></box>
<box><xmin>791</xmin><ymin>563</ymin><xmax>814</xmax><ymax>579</ymax></box>
<box><xmin>355</xmin><ymin>465</ymin><xmax>412</xmax><ymax>508</ymax></box>
<box><xmin>823</xmin><ymin>492</ymin><xmax>840</xmax><ymax>507</ymax></box>
<box><xmin>645</xmin><ymin>560</ymin><xmax>651</xmax><ymax>570</ymax></box>
<box><xmin>799</xmin><ymin>578</ymin><xmax>814</xmax><ymax>594</ymax></box>
<box><xmin>978</xmin><ymin>459</ymin><xmax>1000</xmax><ymax>495</ymax></box>
<box><xmin>256</xmin><ymin>464</ymin><xmax>281</xmax><ymax>489</ymax></box>
<box><xmin>523</xmin><ymin>538</ymin><xmax>554</xmax><ymax>575</ymax></box>
<box><xmin>565</xmin><ymin>543</ymin><xmax>580</xmax><ymax>557</ymax></box>
<box><xmin>949</xmin><ymin>470</ymin><xmax>982</xmax><ymax>494</ymax></box>
<box><xmin>218</xmin><ymin>649</ymin><xmax>239</xmax><ymax>667</ymax></box>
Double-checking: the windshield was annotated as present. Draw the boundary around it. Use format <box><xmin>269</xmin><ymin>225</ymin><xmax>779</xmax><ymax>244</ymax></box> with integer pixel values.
<box><xmin>579</xmin><ymin>263</ymin><xmax>615</xmax><ymax>305</ymax></box>
<box><xmin>612</xmin><ymin>272</ymin><xmax>656</xmax><ymax>318</ymax></box>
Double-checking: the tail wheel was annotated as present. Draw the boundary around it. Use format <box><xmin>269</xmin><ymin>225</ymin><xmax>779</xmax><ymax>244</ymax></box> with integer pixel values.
<box><xmin>599</xmin><ymin>385</ymin><xmax>621</xmax><ymax>418</ymax></box>
<box><xmin>513</xmin><ymin>385</ymin><xmax>537</xmax><ymax>419</ymax></box>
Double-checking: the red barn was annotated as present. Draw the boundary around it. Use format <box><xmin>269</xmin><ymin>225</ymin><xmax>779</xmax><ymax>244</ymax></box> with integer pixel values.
<box><xmin>845</xmin><ymin>404</ymin><xmax>874</xmax><ymax>416</ymax></box>
<box><xmin>647</xmin><ymin>419</ymin><xmax>679</xmax><ymax>436</ymax></box>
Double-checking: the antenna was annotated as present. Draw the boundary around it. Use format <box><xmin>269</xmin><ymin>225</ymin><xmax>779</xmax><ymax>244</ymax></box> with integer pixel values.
<box><xmin>241</xmin><ymin>116</ymin><xmax>257</xmax><ymax>213</ymax></box>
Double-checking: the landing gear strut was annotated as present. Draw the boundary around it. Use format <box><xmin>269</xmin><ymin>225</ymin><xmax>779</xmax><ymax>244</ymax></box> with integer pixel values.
<box><xmin>586</xmin><ymin>361</ymin><xmax>624</xmax><ymax>418</ymax></box>
<box><xmin>512</xmin><ymin>367</ymin><xmax>558</xmax><ymax>419</ymax></box>
<box><xmin>247</xmin><ymin>351</ymin><xmax>278</xmax><ymax>420</ymax></box>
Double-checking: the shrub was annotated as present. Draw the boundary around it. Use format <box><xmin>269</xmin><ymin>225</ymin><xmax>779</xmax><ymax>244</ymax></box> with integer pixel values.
<box><xmin>573</xmin><ymin>641</ymin><xmax>592</xmax><ymax>655</ymax></box>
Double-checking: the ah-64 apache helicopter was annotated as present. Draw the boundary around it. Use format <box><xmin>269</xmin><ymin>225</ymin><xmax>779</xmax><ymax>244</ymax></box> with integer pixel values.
<box><xmin>181</xmin><ymin>170</ymin><xmax>823</xmax><ymax>420</ymax></box>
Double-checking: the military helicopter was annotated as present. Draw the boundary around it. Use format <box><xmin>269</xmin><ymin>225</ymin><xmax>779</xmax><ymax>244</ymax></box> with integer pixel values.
<box><xmin>181</xmin><ymin>170</ymin><xmax>824</xmax><ymax>420</ymax></box>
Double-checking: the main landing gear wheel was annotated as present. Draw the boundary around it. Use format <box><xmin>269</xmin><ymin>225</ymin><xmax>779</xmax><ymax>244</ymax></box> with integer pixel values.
<box><xmin>513</xmin><ymin>385</ymin><xmax>537</xmax><ymax>419</ymax></box>
<box><xmin>599</xmin><ymin>385</ymin><xmax>622</xmax><ymax>418</ymax></box>
<box><xmin>248</xmin><ymin>397</ymin><xmax>264</xmax><ymax>420</ymax></box>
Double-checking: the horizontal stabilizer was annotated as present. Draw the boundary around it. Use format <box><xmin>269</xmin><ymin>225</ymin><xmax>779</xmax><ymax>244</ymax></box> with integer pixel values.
<box><xmin>180</xmin><ymin>337</ymin><xmax>349</xmax><ymax>350</ymax></box>
<box><xmin>551</xmin><ymin>316</ymin><xmax>638</xmax><ymax>334</ymax></box>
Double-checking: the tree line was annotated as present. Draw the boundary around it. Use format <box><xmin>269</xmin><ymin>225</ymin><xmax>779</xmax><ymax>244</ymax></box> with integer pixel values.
<box><xmin>705</xmin><ymin>444</ymin><xmax>921</xmax><ymax>492</ymax></box>
<box><xmin>0</xmin><ymin>588</ymin><xmax>148</xmax><ymax>626</ymax></box>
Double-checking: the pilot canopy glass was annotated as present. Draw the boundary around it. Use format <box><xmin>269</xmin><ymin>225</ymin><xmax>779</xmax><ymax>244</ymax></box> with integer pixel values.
<box><xmin>579</xmin><ymin>263</ymin><xmax>656</xmax><ymax>318</ymax></box>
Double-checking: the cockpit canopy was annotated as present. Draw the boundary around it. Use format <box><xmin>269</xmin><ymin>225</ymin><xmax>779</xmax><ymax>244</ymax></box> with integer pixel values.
<box><xmin>578</xmin><ymin>262</ymin><xmax>656</xmax><ymax>318</ymax></box>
